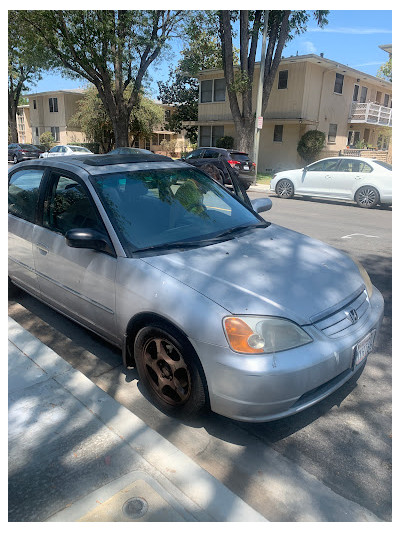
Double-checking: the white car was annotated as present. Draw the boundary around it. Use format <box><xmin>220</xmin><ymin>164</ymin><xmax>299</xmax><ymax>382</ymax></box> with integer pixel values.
<box><xmin>270</xmin><ymin>157</ymin><xmax>392</xmax><ymax>208</ymax></box>
<box><xmin>40</xmin><ymin>145</ymin><xmax>94</xmax><ymax>158</ymax></box>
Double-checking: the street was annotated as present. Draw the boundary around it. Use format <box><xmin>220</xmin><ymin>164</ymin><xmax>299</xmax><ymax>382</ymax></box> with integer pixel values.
<box><xmin>8</xmin><ymin>192</ymin><xmax>392</xmax><ymax>521</ymax></box>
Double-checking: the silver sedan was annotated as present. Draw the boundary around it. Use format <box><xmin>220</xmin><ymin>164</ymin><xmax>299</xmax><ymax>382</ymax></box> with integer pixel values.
<box><xmin>8</xmin><ymin>154</ymin><xmax>384</xmax><ymax>422</ymax></box>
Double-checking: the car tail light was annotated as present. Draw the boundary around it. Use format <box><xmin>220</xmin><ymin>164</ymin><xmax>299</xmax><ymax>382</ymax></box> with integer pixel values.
<box><xmin>227</xmin><ymin>160</ymin><xmax>241</xmax><ymax>167</ymax></box>
<box><xmin>252</xmin><ymin>162</ymin><xmax>256</xmax><ymax>167</ymax></box>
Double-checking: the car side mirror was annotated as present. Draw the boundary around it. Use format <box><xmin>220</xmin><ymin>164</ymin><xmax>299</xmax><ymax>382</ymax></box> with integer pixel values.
<box><xmin>250</xmin><ymin>197</ymin><xmax>272</xmax><ymax>214</ymax></box>
<box><xmin>65</xmin><ymin>228</ymin><xmax>114</xmax><ymax>255</ymax></box>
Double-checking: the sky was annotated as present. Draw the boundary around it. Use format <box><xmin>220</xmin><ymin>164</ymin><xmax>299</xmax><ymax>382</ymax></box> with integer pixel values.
<box><xmin>24</xmin><ymin>9</ymin><xmax>393</xmax><ymax>99</ymax></box>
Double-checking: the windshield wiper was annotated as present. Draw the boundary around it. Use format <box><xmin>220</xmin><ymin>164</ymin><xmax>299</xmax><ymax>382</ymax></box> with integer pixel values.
<box><xmin>213</xmin><ymin>222</ymin><xmax>267</xmax><ymax>239</ymax></box>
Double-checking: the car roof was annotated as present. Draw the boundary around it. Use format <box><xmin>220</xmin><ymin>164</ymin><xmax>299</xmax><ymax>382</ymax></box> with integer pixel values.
<box><xmin>9</xmin><ymin>153</ymin><xmax>183</xmax><ymax>176</ymax></box>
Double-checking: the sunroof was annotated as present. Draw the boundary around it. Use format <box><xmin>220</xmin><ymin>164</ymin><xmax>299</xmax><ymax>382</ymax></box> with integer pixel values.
<box><xmin>79</xmin><ymin>153</ymin><xmax>173</xmax><ymax>166</ymax></box>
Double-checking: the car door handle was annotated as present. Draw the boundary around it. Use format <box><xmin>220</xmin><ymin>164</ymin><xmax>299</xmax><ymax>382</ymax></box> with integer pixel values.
<box><xmin>325</xmin><ymin>174</ymin><xmax>332</xmax><ymax>179</ymax></box>
<box><xmin>354</xmin><ymin>174</ymin><xmax>362</xmax><ymax>180</ymax></box>
<box><xmin>36</xmin><ymin>242</ymin><xmax>49</xmax><ymax>255</ymax></box>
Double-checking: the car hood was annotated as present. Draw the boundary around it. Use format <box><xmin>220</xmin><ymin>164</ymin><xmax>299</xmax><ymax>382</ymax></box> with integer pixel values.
<box><xmin>142</xmin><ymin>224</ymin><xmax>364</xmax><ymax>325</ymax></box>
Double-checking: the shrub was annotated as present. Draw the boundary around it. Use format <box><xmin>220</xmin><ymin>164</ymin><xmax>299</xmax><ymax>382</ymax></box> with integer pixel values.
<box><xmin>216</xmin><ymin>136</ymin><xmax>234</xmax><ymax>149</ymax></box>
<box><xmin>297</xmin><ymin>130</ymin><xmax>326</xmax><ymax>164</ymax></box>
<box><xmin>39</xmin><ymin>131</ymin><xmax>55</xmax><ymax>151</ymax></box>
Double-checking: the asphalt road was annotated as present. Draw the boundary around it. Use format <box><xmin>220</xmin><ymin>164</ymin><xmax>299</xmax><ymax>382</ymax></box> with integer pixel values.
<box><xmin>8</xmin><ymin>191</ymin><xmax>392</xmax><ymax>521</ymax></box>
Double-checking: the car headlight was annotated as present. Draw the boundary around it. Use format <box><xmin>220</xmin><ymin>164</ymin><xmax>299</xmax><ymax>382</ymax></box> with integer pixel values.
<box><xmin>349</xmin><ymin>255</ymin><xmax>373</xmax><ymax>298</ymax></box>
<box><xmin>223</xmin><ymin>316</ymin><xmax>313</xmax><ymax>354</ymax></box>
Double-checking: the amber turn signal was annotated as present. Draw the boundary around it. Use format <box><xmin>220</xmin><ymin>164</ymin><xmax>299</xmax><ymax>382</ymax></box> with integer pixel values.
<box><xmin>224</xmin><ymin>317</ymin><xmax>264</xmax><ymax>353</ymax></box>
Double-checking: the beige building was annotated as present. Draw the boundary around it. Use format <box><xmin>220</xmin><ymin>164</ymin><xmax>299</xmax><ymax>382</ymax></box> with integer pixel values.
<box><xmin>20</xmin><ymin>90</ymin><xmax>185</xmax><ymax>155</ymax></box>
<box><xmin>193</xmin><ymin>53</ymin><xmax>392</xmax><ymax>172</ymax></box>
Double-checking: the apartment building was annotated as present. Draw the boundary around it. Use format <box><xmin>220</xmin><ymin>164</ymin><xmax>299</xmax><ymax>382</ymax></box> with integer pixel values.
<box><xmin>20</xmin><ymin>90</ymin><xmax>184</xmax><ymax>155</ymax></box>
<box><xmin>193</xmin><ymin>53</ymin><xmax>392</xmax><ymax>171</ymax></box>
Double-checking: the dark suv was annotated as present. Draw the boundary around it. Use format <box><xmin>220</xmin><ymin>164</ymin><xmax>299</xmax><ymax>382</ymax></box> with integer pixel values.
<box><xmin>182</xmin><ymin>147</ymin><xmax>256</xmax><ymax>190</ymax></box>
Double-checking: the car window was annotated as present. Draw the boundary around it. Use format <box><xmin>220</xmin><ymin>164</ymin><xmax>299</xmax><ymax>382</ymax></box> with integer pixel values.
<box><xmin>69</xmin><ymin>146</ymin><xmax>91</xmax><ymax>152</ymax></box>
<box><xmin>307</xmin><ymin>160</ymin><xmax>339</xmax><ymax>172</ymax></box>
<box><xmin>44</xmin><ymin>174</ymin><xmax>104</xmax><ymax>235</ymax></box>
<box><xmin>203</xmin><ymin>149</ymin><xmax>222</xmax><ymax>158</ymax></box>
<box><xmin>338</xmin><ymin>159</ymin><xmax>372</xmax><ymax>173</ymax></box>
<box><xmin>92</xmin><ymin>167</ymin><xmax>263</xmax><ymax>252</ymax></box>
<box><xmin>185</xmin><ymin>149</ymin><xmax>204</xmax><ymax>160</ymax></box>
<box><xmin>8</xmin><ymin>169</ymin><xmax>44</xmax><ymax>223</ymax></box>
<box><xmin>60</xmin><ymin>146</ymin><xmax>67</xmax><ymax>153</ymax></box>
<box><xmin>49</xmin><ymin>146</ymin><xmax>59</xmax><ymax>153</ymax></box>
<box><xmin>229</xmin><ymin>152</ymin><xmax>250</xmax><ymax>162</ymax></box>
<box><xmin>373</xmin><ymin>160</ymin><xmax>392</xmax><ymax>171</ymax></box>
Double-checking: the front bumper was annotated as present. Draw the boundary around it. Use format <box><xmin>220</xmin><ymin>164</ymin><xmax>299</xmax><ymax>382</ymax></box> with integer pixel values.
<box><xmin>191</xmin><ymin>286</ymin><xmax>384</xmax><ymax>422</ymax></box>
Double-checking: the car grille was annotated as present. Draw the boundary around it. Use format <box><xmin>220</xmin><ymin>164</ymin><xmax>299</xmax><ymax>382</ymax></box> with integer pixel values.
<box><xmin>312</xmin><ymin>289</ymin><xmax>370</xmax><ymax>338</ymax></box>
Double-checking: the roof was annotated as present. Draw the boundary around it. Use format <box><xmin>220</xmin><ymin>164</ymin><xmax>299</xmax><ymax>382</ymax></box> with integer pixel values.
<box><xmin>197</xmin><ymin>53</ymin><xmax>392</xmax><ymax>88</ymax></box>
<box><xmin>26</xmin><ymin>88</ymin><xmax>87</xmax><ymax>98</ymax></box>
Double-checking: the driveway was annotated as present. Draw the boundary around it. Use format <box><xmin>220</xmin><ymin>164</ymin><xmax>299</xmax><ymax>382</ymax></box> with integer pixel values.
<box><xmin>8</xmin><ymin>193</ymin><xmax>392</xmax><ymax>521</ymax></box>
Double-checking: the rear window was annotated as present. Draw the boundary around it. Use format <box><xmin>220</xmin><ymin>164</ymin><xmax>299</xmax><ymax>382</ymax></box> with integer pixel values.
<box><xmin>20</xmin><ymin>144</ymin><xmax>36</xmax><ymax>150</ymax></box>
<box><xmin>373</xmin><ymin>161</ymin><xmax>392</xmax><ymax>171</ymax></box>
<box><xmin>69</xmin><ymin>146</ymin><xmax>91</xmax><ymax>152</ymax></box>
<box><xmin>230</xmin><ymin>153</ymin><xmax>250</xmax><ymax>162</ymax></box>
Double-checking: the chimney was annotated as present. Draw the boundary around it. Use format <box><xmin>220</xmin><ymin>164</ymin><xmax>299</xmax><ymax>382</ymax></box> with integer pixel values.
<box><xmin>320</xmin><ymin>53</ymin><xmax>324</xmax><ymax>58</ymax></box>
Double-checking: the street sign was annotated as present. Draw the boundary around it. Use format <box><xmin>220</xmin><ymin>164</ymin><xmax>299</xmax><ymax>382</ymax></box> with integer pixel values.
<box><xmin>257</xmin><ymin>116</ymin><xmax>263</xmax><ymax>129</ymax></box>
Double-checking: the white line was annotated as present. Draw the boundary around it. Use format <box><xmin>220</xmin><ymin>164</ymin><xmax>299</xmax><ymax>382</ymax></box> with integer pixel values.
<box><xmin>341</xmin><ymin>233</ymin><xmax>379</xmax><ymax>239</ymax></box>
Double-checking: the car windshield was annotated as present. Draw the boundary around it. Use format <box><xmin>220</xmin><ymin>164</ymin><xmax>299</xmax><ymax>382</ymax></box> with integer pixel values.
<box><xmin>91</xmin><ymin>167</ymin><xmax>266</xmax><ymax>254</ymax></box>
<box><xmin>373</xmin><ymin>160</ymin><xmax>392</xmax><ymax>171</ymax></box>
<box><xmin>69</xmin><ymin>146</ymin><xmax>91</xmax><ymax>152</ymax></box>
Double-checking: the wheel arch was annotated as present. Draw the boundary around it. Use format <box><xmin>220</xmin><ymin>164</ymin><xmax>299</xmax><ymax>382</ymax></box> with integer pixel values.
<box><xmin>123</xmin><ymin>311</ymin><xmax>210</xmax><ymax>406</ymax></box>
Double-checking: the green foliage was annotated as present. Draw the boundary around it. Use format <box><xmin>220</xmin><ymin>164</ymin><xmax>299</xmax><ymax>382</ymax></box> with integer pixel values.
<box><xmin>39</xmin><ymin>132</ymin><xmax>55</xmax><ymax>151</ymax></box>
<box><xmin>130</xmin><ymin>97</ymin><xmax>164</xmax><ymax>143</ymax></box>
<box><xmin>377</xmin><ymin>57</ymin><xmax>392</xmax><ymax>83</ymax></box>
<box><xmin>297</xmin><ymin>130</ymin><xmax>326</xmax><ymax>163</ymax></box>
<box><xmin>216</xmin><ymin>136</ymin><xmax>234</xmax><ymax>149</ymax></box>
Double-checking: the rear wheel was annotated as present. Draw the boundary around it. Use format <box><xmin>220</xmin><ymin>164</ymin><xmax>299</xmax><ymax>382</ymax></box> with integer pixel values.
<box><xmin>276</xmin><ymin>178</ymin><xmax>294</xmax><ymax>199</ymax></box>
<box><xmin>355</xmin><ymin>186</ymin><xmax>379</xmax><ymax>208</ymax></box>
<box><xmin>134</xmin><ymin>323</ymin><xmax>207</xmax><ymax>417</ymax></box>
<box><xmin>13</xmin><ymin>154</ymin><xmax>18</xmax><ymax>164</ymax></box>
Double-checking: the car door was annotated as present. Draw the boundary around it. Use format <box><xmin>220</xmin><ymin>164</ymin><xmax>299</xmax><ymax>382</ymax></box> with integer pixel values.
<box><xmin>334</xmin><ymin>159</ymin><xmax>373</xmax><ymax>199</ymax></box>
<box><xmin>8</xmin><ymin>144</ymin><xmax>16</xmax><ymax>160</ymax></box>
<box><xmin>297</xmin><ymin>159</ymin><xmax>340</xmax><ymax>197</ymax></box>
<box><xmin>32</xmin><ymin>170</ymin><xmax>118</xmax><ymax>343</ymax></box>
<box><xmin>8</xmin><ymin>167</ymin><xmax>46</xmax><ymax>297</ymax></box>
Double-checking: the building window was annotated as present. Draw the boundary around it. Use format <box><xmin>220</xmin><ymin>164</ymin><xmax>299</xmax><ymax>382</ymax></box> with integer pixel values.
<box><xmin>145</xmin><ymin>139</ymin><xmax>151</xmax><ymax>151</ymax></box>
<box><xmin>334</xmin><ymin>73</ymin><xmax>344</xmax><ymax>94</ymax></box>
<box><xmin>383</xmin><ymin>94</ymin><xmax>390</xmax><ymax>107</ymax></box>
<box><xmin>273</xmin><ymin>125</ymin><xmax>283</xmax><ymax>143</ymax></box>
<box><xmin>328</xmin><ymin>124</ymin><xmax>337</xmax><ymax>143</ymax></box>
<box><xmin>33</xmin><ymin>99</ymin><xmax>37</xmax><ymax>110</ymax></box>
<box><xmin>199</xmin><ymin>125</ymin><xmax>224</xmax><ymax>147</ymax></box>
<box><xmin>35</xmin><ymin>127</ymin><xmax>39</xmax><ymax>137</ymax></box>
<box><xmin>353</xmin><ymin>85</ymin><xmax>359</xmax><ymax>102</ymax></box>
<box><xmin>133</xmin><ymin>138</ymin><xmax>140</xmax><ymax>148</ymax></box>
<box><xmin>376</xmin><ymin>91</ymin><xmax>382</xmax><ymax>104</ymax></box>
<box><xmin>360</xmin><ymin>86</ymin><xmax>368</xmax><ymax>103</ymax></box>
<box><xmin>164</xmin><ymin>109</ymin><xmax>171</xmax><ymax>121</ymax></box>
<box><xmin>200</xmin><ymin>79</ymin><xmax>226</xmax><ymax>103</ymax></box>
<box><xmin>278</xmin><ymin>70</ymin><xmax>288</xmax><ymax>90</ymax></box>
<box><xmin>50</xmin><ymin>126</ymin><xmax>60</xmax><ymax>142</ymax></box>
<box><xmin>49</xmin><ymin>97</ymin><xmax>58</xmax><ymax>113</ymax></box>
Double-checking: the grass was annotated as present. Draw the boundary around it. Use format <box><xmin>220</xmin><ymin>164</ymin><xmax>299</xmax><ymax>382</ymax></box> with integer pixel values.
<box><xmin>256</xmin><ymin>173</ymin><xmax>273</xmax><ymax>186</ymax></box>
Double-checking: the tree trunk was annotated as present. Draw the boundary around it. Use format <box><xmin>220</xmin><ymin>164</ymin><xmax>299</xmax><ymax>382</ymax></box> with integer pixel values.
<box><xmin>8</xmin><ymin>101</ymin><xmax>18</xmax><ymax>143</ymax></box>
<box><xmin>236</xmin><ymin>120</ymin><xmax>255</xmax><ymax>154</ymax></box>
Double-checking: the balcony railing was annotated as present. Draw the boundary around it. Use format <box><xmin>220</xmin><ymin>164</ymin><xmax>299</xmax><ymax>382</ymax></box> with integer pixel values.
<box><xmin>349</xmin><ymin>102</ymin><xmax>392</xmax><ymax>127</ymax></box>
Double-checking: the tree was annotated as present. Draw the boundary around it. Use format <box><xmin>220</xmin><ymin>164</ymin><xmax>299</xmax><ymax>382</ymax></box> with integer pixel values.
<box><xmin>70</xmin><ymin>86</ymin><xmax>164</xmax><ymax>152</ymax></box>
<box><xmin>158</xmin><ymin>13</ymin><xmax>226</xmax><ymax>144</ymax></box>
<box><xmin>20</xmin><ymin>10</ymin><xmax>186</xmax><ymax>147</ymax></box>
<box><xmin>8</xmin><ymin>11</ymin><xmax>52</xmax><ymax>142</ymax></box>
<box><xmin>377</xmin><ymin>57</ymin><xmax>392</xmax><ymax>83</ymax></box>
<box><xmin>217</xmin><ymin>10</ymin><xmax>329</xmax><ymax>155</ymax></box>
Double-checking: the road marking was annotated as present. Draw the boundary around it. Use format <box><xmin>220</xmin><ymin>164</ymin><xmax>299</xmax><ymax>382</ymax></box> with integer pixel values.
<box><xmin>341</xmin><ymin>233</ymin><xmax>379</xmax><ymax>239</ymax></box>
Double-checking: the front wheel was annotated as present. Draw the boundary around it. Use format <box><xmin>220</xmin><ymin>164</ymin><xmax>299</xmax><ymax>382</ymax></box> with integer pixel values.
<box><xmin>134</xmin><ymin>324</ymin><xmax>207</xmax><ymax>418</ymax></box>
<box><xmin>355</xmin><ymin>186</ymin><xmax>379</xmax><ymax>208</ymax></box>
<box><xmin>276</xmin><ymin>178</ymin><xmax>294</xmax><ymax>199</ymax></box>
<box><xmin>13</xmin><ymin>155</ymin><xmax>18</xmax><ymax>164</ymax></box>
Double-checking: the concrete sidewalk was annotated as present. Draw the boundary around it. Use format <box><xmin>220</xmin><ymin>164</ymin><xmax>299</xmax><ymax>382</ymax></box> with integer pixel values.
<box><xmin>8</xmin><ymin>317</ymin><xmax>266</xmax><ymax>522</ymax></box>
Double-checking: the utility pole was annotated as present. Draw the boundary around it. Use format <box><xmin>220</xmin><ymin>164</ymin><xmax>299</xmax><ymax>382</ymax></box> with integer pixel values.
<box><xmin>253</xmin><ymin>10</ymin><xmax>269</xmax><ymax>181</ymax></box>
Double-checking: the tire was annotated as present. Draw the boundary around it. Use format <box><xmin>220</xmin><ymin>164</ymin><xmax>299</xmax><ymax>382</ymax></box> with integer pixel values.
<box><xmin>13</xmin><ymin>154</ymin><xmax>18</xmax><ymax>164</ymax></box>
<box><xmin>134</xmin><ymin>323</ymin><xmax>207</xmax><ymax>418</ymax></box>
<box><xmin>276</xmin><ymin>178</ymin><xmax>294</xmax><ymax>199</ymax></box>
<box><xmin>355</xmin><ymin>186</ymin><xmax>379</xmax><ymax>209</ymax></box>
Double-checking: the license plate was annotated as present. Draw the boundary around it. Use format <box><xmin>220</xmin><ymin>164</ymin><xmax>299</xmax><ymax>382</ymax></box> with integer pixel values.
<box><xmin>353</xmin><ymin>330</ymin><xmax>375</xmax><ymax>367</ymax></box>
<box><xmin>243</xmin><ymin>165</ymin><xmax>249</xmax><ymax>170</ymax></box>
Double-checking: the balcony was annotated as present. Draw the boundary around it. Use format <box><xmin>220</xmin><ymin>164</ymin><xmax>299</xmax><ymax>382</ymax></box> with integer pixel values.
<box><xmin>349</xmin><ymin>102</ymin><xmax>392</xmax><ymax>127</ymax></box>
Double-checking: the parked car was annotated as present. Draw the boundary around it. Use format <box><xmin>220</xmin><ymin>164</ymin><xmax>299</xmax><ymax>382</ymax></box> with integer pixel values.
<box><xmin>186</xmin><ymin>156</ymin><xmax>241</xmax><ymax>188</ymax></box>
<box><xmin>40</xmin><ymin>145</ymin><xmax>94</xmax><ymax>158</ymax></box>
<box><xmin>270</xmin><ymin>157</ymin><xmax>392</xmax><ymax>208</ymax></box>
<box><xmin>182</xmin><ymin>147</ymin><xmax>256</xmax><ymax>190</ymax></box>
<box><xmin>8</xmin><ymin>143</ymin><xmax>43</xmax><ymax>163</ymax></box>
<box><xmin>108</xmin><ymin>147</ymin><xmax>154</xmax><ymax>155</ymax></box>
<box><xmin>8</xmin><ymin>154</ymin><xmax>383</xmax><ymax>422</ymax></box>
